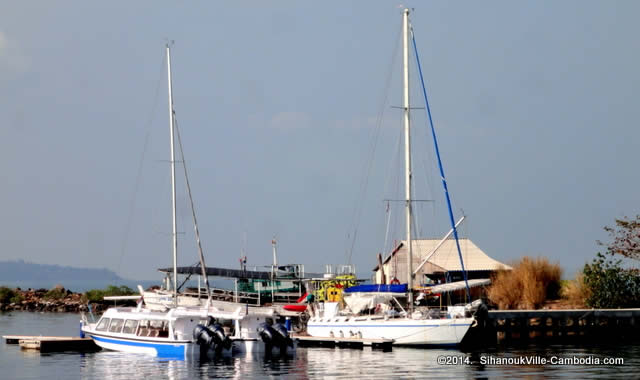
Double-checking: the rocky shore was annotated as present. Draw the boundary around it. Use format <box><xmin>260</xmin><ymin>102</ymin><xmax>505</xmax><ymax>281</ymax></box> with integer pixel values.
<box><xmin>0</xmin><ymin>286</ymin><xmax>132</xmax><ymax>313</ymax></box>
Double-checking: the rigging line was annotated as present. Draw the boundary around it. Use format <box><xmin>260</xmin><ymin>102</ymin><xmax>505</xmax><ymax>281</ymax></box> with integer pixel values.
<box><xmin>383</xmin><ymin>201</ymin><xmax>392</xmax><ymax>257</ymax></box>
<box><xmin>415</xmin><ymin>155</ymin><xmax>436</xmax><ymax>238</ymax></box>
<box><xmin>382</xmin><ymin>113</ymin><xmax>404</xmax><ymax>205</ymax></box>
<box><xmin>346</xmin><ymin>21</ymin><xmax>403</xmax><ymax>265</ymax></box>
<box><xmin>177</xmin><ymin>273</ymin><xmax>193</xmax><ymax>291</ymax></box>
<box><xmin>115</xmin><ymin>49</ymin><xmax>167</xmax><ymax>279</ymax></box>
<box><xmin>415</xmin><ymin>113</ymin><xmax>436</xmax><ymax>234</ymax></box>
<box><xmin>382</xmin><ymin>116</ymin><xmax>403</xmax><ymax>255</ymax></box>
<box><xmin>173</xmin><ymin>115</ymin><xmax>211</xmax><ymax>299</ymax></box>
<box><xmin>176</xmin><ymin>261</ymin><xmax>200</xmax><ymax>291</ymax></box>
<box><xmin>389</xmin><ymin>125</ymin><xmax>403</xmax><ymax>255</ymax></box>
<box><xmin>408</xmin><ymin>111</ymin><xmax>423</xmax><ymax>240</ymax></box>
<box><xmin>417</xmin><ymin>100</ymin><xmax>438</xmax><ymax>238</ymax></box>
<box><xmin>410</xmin><ymin>24</ymin><xmax>470</xmax><ymax>302</ymax></box>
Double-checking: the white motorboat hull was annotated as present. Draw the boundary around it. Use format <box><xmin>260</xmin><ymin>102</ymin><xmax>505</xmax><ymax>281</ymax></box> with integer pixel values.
<box><xmin>306</xmin><ymin>316</ymin><xmax>474</xmax><ymax>346</ymax></box>
<box><xmin>85</xmin><ymin>331</ymin><xmax>199</xmax><ymax>358</ymax></box>
<box><xmin>85</xmin><ymin>331</ymin><xmax>296</xmax><ymax>358</ymax></box>
<box><xmin>81</xmin><ymin>305</ymin><xmax>296</xmax><ymax>359</ymax></box>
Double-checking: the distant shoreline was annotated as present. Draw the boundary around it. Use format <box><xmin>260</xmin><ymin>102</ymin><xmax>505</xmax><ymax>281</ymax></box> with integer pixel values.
<box><xmin>0</xmin><ymin>259</ymin><xmax>158</xmax><ymax>293</ymax></box>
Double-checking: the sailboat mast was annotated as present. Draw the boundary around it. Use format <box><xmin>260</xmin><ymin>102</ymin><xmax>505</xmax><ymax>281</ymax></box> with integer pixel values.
<box><xmin>166</xmin><ymin>43</ymin><xmax>178</xmax><ymax>306</ymax></box>
<box><xmin>402</xmin><ymin>8</ymin><xmax>414</xmax><ymax>310</ymax></box>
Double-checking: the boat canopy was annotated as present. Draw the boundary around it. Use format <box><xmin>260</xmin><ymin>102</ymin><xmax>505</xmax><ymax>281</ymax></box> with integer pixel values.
<box><xmin>344</xmin><ymin>284</ymin><xmax>408</xmax><ymax>293</ymax></box>
<box><xmin>159</xmin><ymin>266</ymin><xmax>272</xmax><ymax>280</ymax></box>
<box><xmin>158</xmin><ymin>265</ymin><xmax>325</xmax><ymax>280</ymax></box>
<box><xmin>343</xmin><ymin>293</ymin><xmax>395</xmax><ymax>314</ymax></box>
<box><xmin>420</xmin><ymin>279</ymin><xmax>491</xmax><ymax>294</ymax></box>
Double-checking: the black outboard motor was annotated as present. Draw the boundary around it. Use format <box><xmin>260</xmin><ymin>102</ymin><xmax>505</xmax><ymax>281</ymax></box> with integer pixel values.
<box><xmin>193</xmin><ymin>322</ymin><xmax>232</xmax><ymax>358</ymax></box>
<box><xmin>257</xmin><ymin>322</ymin><xmax>293</xmax><ymax>355</ymax></box>
<box><xmin>472</xmin><ymin>302</ymin><xmax>489</xmax><ymax>328</ymax></box>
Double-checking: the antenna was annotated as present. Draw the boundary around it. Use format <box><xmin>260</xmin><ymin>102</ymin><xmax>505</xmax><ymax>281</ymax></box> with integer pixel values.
<box><xmin>271</xmin><ymin>237</ymin><xmax>278</xmax><ymax>268</ymax></box>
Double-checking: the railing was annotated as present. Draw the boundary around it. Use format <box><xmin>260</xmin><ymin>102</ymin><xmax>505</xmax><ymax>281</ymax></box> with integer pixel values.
<box><xmin>183</xmin><ymin>287</ymin><xmax>261</xmax><ymax>305</ymax></box>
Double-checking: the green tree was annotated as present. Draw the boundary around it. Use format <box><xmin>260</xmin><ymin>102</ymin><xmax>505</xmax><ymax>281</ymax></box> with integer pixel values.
<box><xmin>0</xmin><ymin>286</ymin><xmax>16</xmax><ymax>303</ymax></box>
<box><xmin>583</xmin><ymin>253</ymin><xmax>640</xmax><ymax>308</ymax></box>
<box><xmin>83</xmin><ymin>285</ymin><xmax>135</xmax><ymax>303</ymax></box>
<box><xmin>582</xmin><ymin>216</ymin><xmax>640</xmax><ymax>308</ymax></box>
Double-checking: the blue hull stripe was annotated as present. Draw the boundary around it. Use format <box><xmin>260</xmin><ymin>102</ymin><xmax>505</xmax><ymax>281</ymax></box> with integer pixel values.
<box><xmin>91</xmin><ymin>335</ymin><xmax>187</xmax><ymax>357</ymax></box>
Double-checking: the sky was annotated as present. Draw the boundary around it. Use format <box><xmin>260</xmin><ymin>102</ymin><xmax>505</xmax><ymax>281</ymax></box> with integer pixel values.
<box><xmin>1</xmin><ymin>1</ymin><xmax>639</xmax><ymax>282</ymax></box>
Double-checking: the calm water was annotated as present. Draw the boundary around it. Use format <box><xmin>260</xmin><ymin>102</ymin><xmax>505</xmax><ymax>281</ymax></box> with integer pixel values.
<box><xmin>1</xmin><ymin>311</ymin><xmax>638</xmax><ymax>379</ymax></box>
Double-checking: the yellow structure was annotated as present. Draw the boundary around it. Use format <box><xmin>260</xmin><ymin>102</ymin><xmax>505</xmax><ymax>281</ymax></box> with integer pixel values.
<box><xmin>310</xmin><ymin>275</ymin><xmax>359</xmax><ymax>302</ymax></box>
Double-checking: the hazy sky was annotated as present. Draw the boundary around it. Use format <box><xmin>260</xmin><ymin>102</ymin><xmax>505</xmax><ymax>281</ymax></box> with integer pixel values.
<box><xmin>1</xmin><ymin>1</ymin><xmax>638</xmax><ymax>282</ymax></box>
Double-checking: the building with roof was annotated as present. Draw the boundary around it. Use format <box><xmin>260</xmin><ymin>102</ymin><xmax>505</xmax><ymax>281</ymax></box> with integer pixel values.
<box><xmin>373</xmin><ymin>238</ymin><xmax>511</xmax><ymax>285</ymax></box>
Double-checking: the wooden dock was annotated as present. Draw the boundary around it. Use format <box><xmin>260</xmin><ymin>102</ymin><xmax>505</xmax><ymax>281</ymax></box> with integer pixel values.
<box><xmin>3</xmin><ymin>335</ymin><xmax>100</xmax><ymax>353</ymax></box>
<box><xmin>466</xmin><ymin>308</ymin><xmax>640</xmax><ymax>346</ymax></box>
<box><xmin>293</xmin><ymin>334</ymin><xmax>393</xmax><ymax>350</ymax></box>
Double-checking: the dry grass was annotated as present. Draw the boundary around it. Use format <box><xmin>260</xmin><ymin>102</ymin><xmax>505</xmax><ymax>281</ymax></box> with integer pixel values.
<box><xmin>487</xmin><ymin>256</ymin><xmax>563</xmax><ymax>310</ymax></box>
<box><xmin>560</xmin><ymin>273</ymin><xmax>590</xmax><ymax>308</ymax></box>
<box><xmin>486</xmin><ymin>269</ymin><xmax>523</xmax><ymax>310</ymax></box>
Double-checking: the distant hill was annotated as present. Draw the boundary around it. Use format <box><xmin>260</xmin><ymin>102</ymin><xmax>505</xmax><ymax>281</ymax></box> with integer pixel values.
<box><xmin>0</xmin><ymin>260</ymin><xmax>158</xmax><ymax>292</ymax></box>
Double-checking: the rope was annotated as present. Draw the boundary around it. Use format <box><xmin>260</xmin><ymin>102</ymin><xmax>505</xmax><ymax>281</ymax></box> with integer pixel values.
<box><xmin>410</xmin><ymin>23</ymin><xmax>471</xmax><ymax>302</ymax></box>
<box><xmin>346</xmin><ymin>22</ymin><xmax>403</xmax><ymax>265</ymax></box>
<box><xmin>115</xmin><ymin>49</ymin><xmax>167</xmax><ymax>279</ymax></box>
<box><xmin>174</xmin><ymin>116</ymin><xmax>211</xmax><ymax>298</ymax></box>
<box><xmin>382</xmin><ymin>114</ymin><xmax>404</xmax><ymax>255</ymax></box>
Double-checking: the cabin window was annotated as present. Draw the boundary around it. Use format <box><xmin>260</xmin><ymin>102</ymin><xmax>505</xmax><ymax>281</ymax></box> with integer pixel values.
<box><xmin>137</xmin><ymin>320</ymin><xmax>150</xmax><ymax>337</ymax></box>
<box><xmin>96</xmin><ymin>318</ymin><xmax>110</xmax><ymax>332</ymax></box>
<box><xmin>158</xmin><ymin>322</ymin><xmax>169</xmax><ymax>338</ymax></box>
<box><xmin>147</xmin><ymin>320</ymin><xmax>169</xmax><ymax>338</ymax></box>
<box><xmin>108</xmin><ymin>318</ymin><xmax>125</xmax><ymax>333</ymax></box>
<box><xmin>122</xmin><ymin>319</ymin><xmax>139</xmax><ymax>335</ymax></box>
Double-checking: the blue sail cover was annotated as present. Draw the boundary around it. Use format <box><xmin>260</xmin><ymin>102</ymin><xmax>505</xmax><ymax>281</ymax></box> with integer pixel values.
<box><xmin>344</xmin><ymin>284</ymin><xmax>408</xmax><ymax>293</ymax></box>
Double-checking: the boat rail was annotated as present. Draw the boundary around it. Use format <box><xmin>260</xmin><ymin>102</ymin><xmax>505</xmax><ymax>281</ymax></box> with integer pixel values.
<box><xmin>183</xmin><ymin>286</ymin><xmax>303</xmax><ymax>306</ymax></box>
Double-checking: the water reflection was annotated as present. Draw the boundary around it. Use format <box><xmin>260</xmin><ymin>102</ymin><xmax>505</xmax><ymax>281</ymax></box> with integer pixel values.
<box><xmin>2</xmin><ymin>312</ymin><xmax>639</xmax><ymax>379</ymax></box>
<box><xmin>11</xmin><ymin>343</ymin><xmax>640</xmax><ymax>380</ymax></box>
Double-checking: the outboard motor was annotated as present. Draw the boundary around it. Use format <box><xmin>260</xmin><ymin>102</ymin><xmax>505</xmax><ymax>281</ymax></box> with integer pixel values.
<box><xmin>257</xmin><ymin>322</ymin><xmax>293</xmax><ymax>355</ymax></box>
<box><xmin>193</xmin><ymin>322</ymin><xmax>232</xmax><ymax>358</ymax></box>
<box><xmin>471</xmin><ymin>302</ymin><xmax>489</xmax><ymax>328</ymax></box>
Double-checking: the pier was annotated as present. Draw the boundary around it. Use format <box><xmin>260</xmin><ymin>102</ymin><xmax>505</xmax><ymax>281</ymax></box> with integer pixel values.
<box><xmin>293</xmin><ymin>334</ymin><xmax>393</xmax><ymax>351</ymax></box>
<box><xmin>3</xmin><ymin>335</ymin><xmax>100</xmax><ymax>353</ymax></box>
<box><xmin>467</xmin><ymin>308</ymin><xmax>640</xmax><ymax>345</ymax></box>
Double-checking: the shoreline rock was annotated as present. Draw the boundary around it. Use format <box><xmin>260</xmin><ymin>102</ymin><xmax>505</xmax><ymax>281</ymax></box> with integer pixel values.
<box><xmin>0</xmin><ymin>286</ymin><xmax>133</xmax><ymax>314</ymax></box>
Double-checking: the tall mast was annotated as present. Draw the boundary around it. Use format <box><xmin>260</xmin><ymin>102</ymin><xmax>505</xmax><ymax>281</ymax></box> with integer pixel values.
<box><xmin>402</xmin><ymin>8</ymin><xmax>414</xmax><ymax>310</ymax></box>
<box><xmin>167</xmin><ymin>43</ymin><xmax>178</xmax><ymax>306</ymax></box>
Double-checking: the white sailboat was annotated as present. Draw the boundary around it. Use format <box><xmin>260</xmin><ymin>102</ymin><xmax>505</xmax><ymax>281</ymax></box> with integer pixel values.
<box><xmin>306</xmin><ymin>9</ymin><xmax>476</xmax><ymax>346</ymax></box>
<box><xmin>81</xmin><ymin>44</ymin><xmax>295</xmax><ymax>358</ymax></box>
